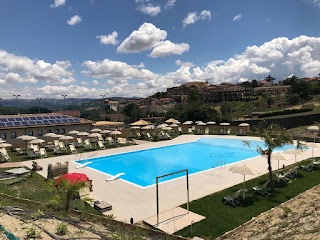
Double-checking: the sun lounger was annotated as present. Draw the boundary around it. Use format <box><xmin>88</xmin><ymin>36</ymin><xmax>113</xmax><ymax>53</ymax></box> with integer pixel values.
<box><xmin>253</xmin><ymin>180</ymin><xmax>270</xmax><ymax>196</ymax></box>
<box><xmin>165</xmin><ymin>132</ymin><xmax>172</xmax><ymax>139</ymax></box>
<box><xmin>188</xmin><ymin>128</ymin><xmax>193</xmax><ymax>134</ymax></box>
<box><xmin>69</xmin><ymin>144</ymin><xmax>78</xmax><ymax>154</ymax></box>
<box><xmin>53</xmin><ymin>147</ymin><xmax>63</xmax><ymax>155</ymax></box>
<box><xmin>117</xmin><ymin>138</ymin><xmax>127</xmax><ymax>145</ymax></box>
<box><xmin>26</xmin><ymin>150</ymin><xmax>37</xmax><ymax>159</ymax></box>
<box><xmin>106</xmin><ymin>172</ymin><xmax>125</xmax><ymax>181</ymax></box>
<box><xmin>84</xmin><ymin>139</ymin><xmax>93</xmax><ymax>150</ymax></box>
<box><xmin>301</xmin><ymin>161</ymin><xmax>314</xmax><ymax>171</ymax></box>
<box><xmin>58</xmin><ymin>142</ymin><xmax>67</xmax><ymax>152</ymax></box>
<box><xmin>146</xmin><ymin>133</ymin><xmax>153</xmax><ymax>140</ymax></box>
<box><xmin>224</xmin><ymin>189</ymin><xmax>242</xmax><ymax>207</ymax></box>
<box><xmin>178</xmin><ymin>127</ymin><xmax>182</xmax><ymax>133</ymax></box>
<box><xmin>97</xmin><ymin>140</ymin><xmax>105</xmax><ymax>149</ymax></box>
<box><xmin>39</xmin><ymin>148</ymin><xmax>47</xmax><ymax>158</ymax></box>
<box><xmin>76</xmin><ymin>138</ymin><xmax>84</xmax><ymax>147</ymax></box>
<box><xmin>94</xmin><ymin>200</ymin><xmax>112</xmax><ymax>212</ymax></box>
<box><xmin>106</xmin><ymin>137</ymin><xmax>114</xmax><ymax>145</ymax></box>
<box><xmin>204</xmin><ymin>128</ymin><xmax>209</xmax><ymax>135</ymax></box>
<box><xmin>0</xmin><ymin>148</ymin><xmax>12</xmax><ymax>162</ymax></box>
<box><xmin>275</xmin><ymin>166</ymin><xmax>298</xmax><ymax>183</ymax></box>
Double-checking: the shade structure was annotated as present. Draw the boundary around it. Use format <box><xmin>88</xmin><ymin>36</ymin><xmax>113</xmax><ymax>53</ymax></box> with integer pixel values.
<box><xmin>130</xmin><ymin>119</ymin><xmax>150</xmax><ymax>126</ymax></box>
<box><xmin>59</xmin><ymin>135</ymin><xmax>74</xmax><ymax>141</ymax></box>
<box><xmin>130</xmin><ymin>126</ymin><xmax>140</xmax><ymax>130</ymax></box>
<box><xmin>67</xmin><ymin>130</ymin><xmax>79</xmax><ymax>135</ymax></box>
<box><xmin>305</xmin><ymin>142</ymin><xmax>319</xmax><ymax>157</ymax></box>
<box><xmin>269</xmin><ymin>152</ymin><xmax>291</xmax><ymax>169</ymax></box>
<box><xmin>29</xmin><ymin>139</ymin><xmax>45</xmax><ymax>144</ymax></box>
<box><xmin>0</xmin><ymin>143</ymin><xmax>12</xmax><ymax>148</ymax></box>
<box><xmin>206</xmin><ymin>121</ymin><xmax>216</xmax><ymax>125</ymax></box>
<box><xmin>229</xmin><ymin>164</ymin><xmax>260</xmax><ymax>198</ymax></box>
<box><xmin>51</xmin><ymin>134</ymin><xmax>64</xmax><ymax>138</ymax></box>
<box><xmin>170</xmin><ymin>124</ymin><xmax>179</xmax><ymax>127</ymax></box>
<box><xmin>197</xmin><ymin>122</ymin><xmax>207</xmax><ymax>134</ymax></box>
<box><xmin>162</xmin><ymin>126</ymin><xmax>172</xmax><ymax>131</ymax></box>
<box><xmin>195</xmin><ymin>121</ymin><xmax>204</xmax><ymax>124</ymax></box>
<box><xmin>77</xmin><ymin>132</ymin><xmax>89</xmax><ymax>136</ymax></box>
<box><xmin>90</xmin><ymin>128</ymin><xmax>102</xmax><ymax>133</ymax></box>
<box><xmin>284</xmin><ymin>149</ymin><xmax>306</xmax><ymax>162</ymax></box>
<box><xmin>93</xmin><ymin>121</ymin><xmax>125</xmax><ymax>127</ymax></box>
<box><xmin>0</xmin><ymin>139</ymin><xmax>6</xmax><ymax>143</ymax></box>
<box><xmin>141</xmin><ymin>125</ymin><xmax>153</xmax><ymax>130</ymax></box>
<box><xmin>239</xmin><ymin>123</ymin><xmax>250</xmax><ymax>127</ymax></box>
<box><xmin>88</xmin><ymin>133</ymin><xmax>102</xmax><ymax>138</ymax></box>
<box><xmin>100</xmin><ymin>130</ymin><xmax>111</xmax><ymax>134</ymax></box>
<box><xmin>220</xmin><ymin>122</ymin><xmax>230</xmax><ymax>126</ymax></box>
<box><xmin>157</xmin><ymin>123</ymin><xmax>168</xmax><ymax>128</ymax></box>
<box><xmin>110</xmin><ymin>130</ymin><xmax>122</xmax><ymax>135</ymax></box>
<box><xmin>43</xmin><ymin>133</ymin><xmax>57</xmax><ymax>137</ymax></box>
<box><xmin>307</xmin><ymin>126</ymin><xmax>319</xmax><ymax>131</ymax></box>
<box><xmin>17</xmin><ymin>135</ymin><xmax>37</xmax><ymax>141</ymax></box>
<box><xmin>55</xmin><ymin>173</ymin><xmax>89</xmax><ymax>185</ymax></box>
<box><xmin>182</xmin><ymin>121</ymin><xmax>193</xmax><ymax>125</ymax></box>
<box><xmin>165</xmin><ymin>118</ymin><xmax>178</xmax><ymax>123</ymax></box>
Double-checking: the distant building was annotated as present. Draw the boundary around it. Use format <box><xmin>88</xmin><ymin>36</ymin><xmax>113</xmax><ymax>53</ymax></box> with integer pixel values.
<box><xmin>254</xmin><ymin>85</ymin><xmax>290</xmax><ymax>95</ymax></box>
<box><xmin>105</xmin><ymin>100</ymin><xmax>120</xmax><ymax>112</ymax></box>
<box><xmin>104</xmin><ymin>113</ymin><xmax>125</xmax><ymax>122</ymax></box>
<box><xmin>54</xmin><ymin>110</ymin><xmax>81</xmax><ymax>117</ymax></box>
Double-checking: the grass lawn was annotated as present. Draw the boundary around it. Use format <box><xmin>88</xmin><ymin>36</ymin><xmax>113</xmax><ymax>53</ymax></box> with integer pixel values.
<box><xmin>177</xmin><ymin>158</ymin><xmax>320</xmax><ymax>239</ymax></box>
<box><xmin>0</xmin><ymin>168</ymin><xmax>101</xmax><ymax>215</ymax></box>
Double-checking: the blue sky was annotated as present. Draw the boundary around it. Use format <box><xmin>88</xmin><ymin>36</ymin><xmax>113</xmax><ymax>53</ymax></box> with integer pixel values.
<box><xmin>1</xmin><ymin>0</ymin><xmax>320</xmax><ymax>99</ymax></box>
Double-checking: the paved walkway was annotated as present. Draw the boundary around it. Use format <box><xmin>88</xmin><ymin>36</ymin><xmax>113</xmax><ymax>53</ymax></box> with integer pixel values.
<box><xmin>1</xmin><ymin>135</ymin><xmax>317</xmax><ymax>224</ymax></box>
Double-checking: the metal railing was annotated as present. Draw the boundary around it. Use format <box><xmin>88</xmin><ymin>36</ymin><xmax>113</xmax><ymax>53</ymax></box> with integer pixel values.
<box><xmin>212</xmin><ymin>160</ymin><xmax>226</xmax><ymax>169</ymax></box>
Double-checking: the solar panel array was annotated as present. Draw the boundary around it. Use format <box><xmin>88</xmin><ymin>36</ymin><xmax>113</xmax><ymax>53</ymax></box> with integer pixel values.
<box><xmin>0</xmin><ymin>115</ymin><xmax>81</xmax><ymax>128</ymax></box>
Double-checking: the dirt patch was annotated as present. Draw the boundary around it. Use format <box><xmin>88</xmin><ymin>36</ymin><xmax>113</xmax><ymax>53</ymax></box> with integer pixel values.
<box><xmin>220</xmin><ymin>185</ymin><xmax>320</xmax><ymax>240</ymax></box>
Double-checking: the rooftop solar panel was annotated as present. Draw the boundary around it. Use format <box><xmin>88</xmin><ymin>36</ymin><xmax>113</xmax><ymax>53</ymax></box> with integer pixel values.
<box><xmin>36</xmin><ymin>117</ymin><xmax>44</xmax><ymax>120</ymax></box>
<box><xmin>55</xmin><ymin>115</ymin><xmax>62</xmax><ymax>119</ymax></box>
<box><xmin>12</xmin><ymin>121</ymin><xmax>22</xmax><ymax>126</ymax></box>
<box><xmin>22</xmin><ymin>117</ymin><xmax>30</xmax><ymax>121</ymax></box>
<box><xmin>29</xmin><ymin>121</ymin><xmax>36</xmax><ymax>125</ymax></box>
<box><xmin>15</xmin><ymin>118</ymin><xmax>23</xmax><ymax>121</ymax></box>
<box><xmin>29</xmin><ymin>117</ymin><xmax>37</xmax><ymax>120</ymax></box>
<box><xmin>6</xmin><ymin>122</ymin><xmax>14</xmax><ymax>126</ymax></box>
<box><xmin>0</xmin><ymin>122</ymin><xmax>5</xmax><ymax>127</ymax></box>
<box><xmin>55</xmin><ymin>119</ymin><xmax>63</xmax><ymax>123</ymax></box>
<box><xmin>42</xmin><ymin>116</ymin><xmax>50</xmax><ymax>119</ymax></box>
<box><xmin>7</xmin><ymin>118</ymin><xmax>15</xmax><ymax>121</ymax></box>
<box><xmin>35</xmin><ymin>120</ymin><xmax>43</xmax><ymax>125</ymax></box>
<box><xmin>20</xmin><ymin>121</ymin><xmax>30</xmax><ymax>126</ymax></box>
<box><xmin>0</xmin><ymin>118</ymin><xmax>8</xmax><ymax>122</ymax></box>
<box><xmin>61</xmin><ymin>115</ymin><xmax>68</xmax><ymax>118</ymax></box>
<box><xmin>48</xmin><ymin>120</ymin><xmax>56</xmax><ymax>124</ymax></box>
<box><xmin>42</xmin><ymin>120</ymin><xmax>50</xmax><ymax>124</ymax></box>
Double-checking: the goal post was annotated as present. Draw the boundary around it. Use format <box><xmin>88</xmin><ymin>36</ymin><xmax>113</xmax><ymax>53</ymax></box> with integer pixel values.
<box><xmin>156</xmin><ymin>169</ymin><xmax>189</xmax><ymax>225</ymax></box>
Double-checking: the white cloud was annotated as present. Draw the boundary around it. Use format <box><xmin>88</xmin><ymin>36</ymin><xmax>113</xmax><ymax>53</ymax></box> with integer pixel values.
<box><xmin>150</xmin><ymin>40</ymin><xmax>189</xmax><ymax>57</ymax></box>
<box><xmin>137</xmin><ymin>4</ymin><xmax>161</xmax><ymax>16</ymax></box>
<box><xmin>0</xmin><ymin>49</ymin><xmax>75</xmax><ymax>85</ymax></box>
<box><xmin>96</xmin><ymin>31</ymin><xmax>118</xmax><ymax>45</ymax></box>
<box><xmin>117</xmin><ymin>22</ymin><xmax>167</xmax><ymax>53</ymax></box>
<box><xmin>310</xmin><ymin>0</ymin><xmax>320</xmax><ymax>7</ymax></box>
<box><xmin>183</xmin><ymin>10</ymin><xmax>211</xmax><ymax>27</ymax></box>
<box><xmin>135</xmin><ymin>0</ymin><xmax>150</xmax><ymax>2</ymax></box>
<box><xmin>50</xmin><ymin>0</ymin><xmax>66</xmax><ymax>8</ymax></box>
<box><xmin>91</xmin><ymin>80</ymin><xmax>99</xmax><ymax>86</ymax></box>
<box><xmin>233</xmin><ymin>14</ymin><xmax>242</xmax><ymax>21</ymax></box>
<box><xmin>165</xmin><ymin>0</ymin><xmax>176</xmax><ymax>9</ymax></box>
<box><xmin>67</xmin><ymin>15</ymin><xmax>82</xmax><ymax>25</ymax></box>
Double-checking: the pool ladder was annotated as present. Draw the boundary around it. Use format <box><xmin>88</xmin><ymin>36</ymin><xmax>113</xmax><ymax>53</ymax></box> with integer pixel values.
<box><xmin>212</xmin><ymin>160</ymin><xmax>226</xmax><ymax>169</ymax></box>
<box><xmin>74</xmin><ymin>153</ymin><xmax>84</xmax><ymax>161</ymax></box>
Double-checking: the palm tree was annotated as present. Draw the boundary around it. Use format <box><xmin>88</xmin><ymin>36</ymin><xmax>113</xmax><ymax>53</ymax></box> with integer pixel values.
<box><xmin>245</xmin><ymin>124</ymin><xmax>303</xmax><ymax>191</ymax></box>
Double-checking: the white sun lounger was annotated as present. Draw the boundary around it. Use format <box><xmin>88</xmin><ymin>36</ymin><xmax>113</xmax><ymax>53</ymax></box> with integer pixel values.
<box><xmin>106</xmin><ymin>172</ymin><xmax>125</xmax><ymax>181</ymax></box>
<box><xmin>75</xmin><ymin>161</ymin><xmax>92</xmax><ymax>169</ymax></box>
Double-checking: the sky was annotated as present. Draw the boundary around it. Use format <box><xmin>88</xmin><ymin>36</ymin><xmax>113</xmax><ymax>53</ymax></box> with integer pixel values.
<box><xmin>1</xmin><ymin>0</ymin><xmax>320</xmax><ymax>99</ymax></box>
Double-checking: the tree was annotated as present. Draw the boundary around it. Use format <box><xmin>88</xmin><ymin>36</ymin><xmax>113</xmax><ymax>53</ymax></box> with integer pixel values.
<box><xmin>264</xmin><ymin>75</ymin><xmax>276</xmax><ymax>83</ymax></box>
<box><xmin>266</xmin><ymin>95</ymin><xmax>274</xmax><ymax>108</ymax></box>
<box><xmin>244</xmin><ymin>124</ymin><xmax>303</xmax><ymax>191</ymax></box>
<box><xmin>123</xmin><ymin>103</ymin><xmax>143</xmax><ymax>123</ymax></box>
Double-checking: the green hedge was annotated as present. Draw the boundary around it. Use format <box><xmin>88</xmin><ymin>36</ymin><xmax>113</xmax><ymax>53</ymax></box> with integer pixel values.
<box><xmin>258</xmin><ymin>108</ymin><xmax>313</xmax><ymax>118</ymax></box>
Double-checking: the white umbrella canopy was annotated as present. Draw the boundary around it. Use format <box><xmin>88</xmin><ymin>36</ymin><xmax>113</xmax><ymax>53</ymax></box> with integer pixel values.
<box><xmin>206</xmin><ymin>121</ymin><xmax>216</xmax><ymax>125</ymax></box>
<box><xmin>195</xmin><ymin>121</ymin><xmax>204</xmax><ymax>124</ymax></box>
<box><xmin>183</xmin><ymin>121</ymin><xmax>193</xmax><ymax>125</ymax></box>
<box><xmin>100</xmin><ymin>130</ymin><xmax>111</xmax><ymax>134</ymax></box>
<box><xmin>51</xmin><ymin>134</ymin><xmax>63</xmax><ymax>138</ymax></box>
<box><xmin>165</xmin><ymin>118</ymin><xmax>178</xmax><ymax>123</ymax></box>
<box><xmin>157</xmin><ymin>123</ymin><xmax>168</xmax><ymax>128</ymax></box>
<box><xmin>170</xmin><ymin>124</ymin><xmax>179</xmax><ymax>127</ymax></box>
<box><xmin>197</xmin><ymin>122</ymin><xmax>207</xmax><ymax>126</ymax></box>
<box><xmin>43</xmin><ymin>133</ymin><xmax>57</xmax><ymax>138</ymax></box>
<box><xmin>67</xmin><ymin>130</ymin><xmax>79</xmax><ymax>135</ymax></box>
<box><xmin>90</xmin><ymin>128</ymin><xmax>102</xmax><ymax>133</ymax></box>
<box><xmin>110</xmin><ymin>130</ymin><xmax>122</xmax><ymax>135</ymax></box>
<box><xmin>229</xmin><ymin>164</ymin><xmax>260</xmax><ymax>198</ymax></box>
<box><xmin>141</xmin><ymin>125</ymin><xmax>153</xmax><ymax>130</ymax></box>
<box><xmin>0</xmin><ymin>139</ymin><xmax>6</xmax><ymax>143</ymax></box>
<box><xmin>130</xmin><ymin>126</ymin><xmax>140</xmax><ymax>130</ymax></box>
<box><xmin>0</xmin><ymin>143</ymin><xmax>12</xmax><ymax>148</ymax></box>
<box><xmin>77</xmin><ymin>132</ymin><xmax>89</xmax><ymax>136</ymax></box>
<box><xmin>162</xmin><ymin>127</ymin><xmax>173</xmax><ymax>131</ymax></box>
<box><xmin>307</xmin><ymin>126</ymin><xmax>319</xmax><ymax>131</ymax></box>
<box><xmin>284</xmin><ymin>148</ymin><xmax>307</xmax><ymax>162</ymax></box>
<box><xmin>17</xmin><ymin>135</ymin><xmax>37</xmax><ymax>141</ymax></box>
<box><xmin>88</xmin><ymin>133</ymin><xmax>102</xmax><ymax>138</ymax></box>
<box><xmin>239</xmin><ymin>123</ymin><xmax>250</xmax><ymax>127</ymax></box>
<box><xmin>29</xmin><ymin>139</ymin><xmax>45</xmax><ymax>144</ymax></box>
<box><xmin>59</xmin><ymin>135</ymin><xmax>74</xmax><ymax>141</ymax></box>
<box><xmin>269</xmin><ymin>152</ymin><xmax>291</xmax><ymax>169</ymax></box>
<box><xmin>220</xmin><ymin>122</ymin><xmax>230</xmax><ymax>126</ymax></box>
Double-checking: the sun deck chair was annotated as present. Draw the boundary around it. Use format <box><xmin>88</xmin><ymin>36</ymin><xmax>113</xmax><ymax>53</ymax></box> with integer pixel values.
<box><xmin>69</xmin><ymin>144</ymin><xmax>77</xmax><ymax>154</ymax></box>
<box><xmin>15</xmin><ymin>148</ymin><xmax>25</xmax><ymax>155</ymax></box>
<box><xmin>204</xmin><ymin>128</ymin><xmax>209</xmax><ymax>135</ymax></box>
<box><xmin>146</xmin><ymin>133</ymin><xmax>153</xmax><ymax>140</ymax></box>
<box><xmin>84</xmin><ymin>139</ymin><xmax>93</xmax><ymax>150</ymax></box>
<box><xmin>301</xmin><ymin>161</ymin><xmax>315</xmax><ymax>171</ymax></box>
<box><xmin>53</xmin><ymin>147</ymin><xmax>63</xmax><ymax>155</ymax></box>
<box><xmin>253</xmin><ymin>180</ymin><xmax>270</xmax><ymax>196</ymax></box>
<box><xmin>97</xmin><ymin>140</ymin><xmax>105</xmax><ymax>149</ymax></box>
<box><xmin>178</xmin><ymin>127</ymin><xmax>182</xmax><ymax>133</ymax></box>
<box><xmin>39</xmin><ymin>148</ymin><xmax>47</xmax><ymax>158</ymax></box>
<box><xmin>26</xmin><ymin>150</ymin><xmax>37</xmax><ymax>159</ymax></box>
<box><xmin>53</xmin><ymin>140</ymin><xmax>60</xmax><ymax>147</ymax></box>
<box><xmin>275</xmin><ymin>167</ymin><xmax>298</xmax><ymax>183</ymax></box>
<box><xmin>136</xmin><ymin>132</ymin><xmax>142</xmax><ymax>138</ymax></box>
<box><xmin>58</xmin><ymin>142</ymin><xmax>67</xmax><ymax>152</ymax></box>
<box><xmin>227</xmin><ymin>128</ymin><xmax>231</xmax><ymax>135</ymax></box>
<box><xmin>106</xmin><ymin>137</ymin><xmax>114</xmax><ymax>145</ymax></box>
<box><xmin>0</xmin><ymin>148</ymin><xmax>12</xmax><ymax>162</ymax></box>
<box><xmin>117</xmin><ymin>138</ymin><xmax>127</xmax><ymax>145</ymax></box>
<box><xmin>188</xmin><ymin>128</ymin><xmax>193</xmax><ymax>134</ymax></box>
<box><xmin>76</xmin><ymin>138</ymin><xmax>84</xmax><ymax>147</ymax></box>
<box><xmin>165</xmin><ymin>132</ymin><xmax>172</xmax><ymax>139</ymax></box>
<box><xmin>224</xmin><ymin>189</ymin><xmax>242</xmax><ymax>207</ymax></box>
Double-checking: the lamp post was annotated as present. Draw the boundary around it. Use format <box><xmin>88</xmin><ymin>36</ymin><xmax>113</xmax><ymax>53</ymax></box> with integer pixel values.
<box><xmin>100</xmin><ymin>94</ymin><xmax>106</xmax><ymax>121</ymax></box>
<box><xmin>61</xmin><ymin>94</ymin><xmax>67</xmax><ymax>114</ymax></box>
<box><xmin>13</xmin><ymin>94</ymin><xmax>20</xmax><ymax>114</ymax></box>
<box><xmin>37</xmin><ymin>98</ymin><xmax>41</xmax><ymax>114</ymax></box>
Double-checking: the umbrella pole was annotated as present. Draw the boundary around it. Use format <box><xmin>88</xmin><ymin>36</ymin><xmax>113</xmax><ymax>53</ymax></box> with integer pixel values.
<box><xmin>243</xmin><ymin>175</ymin><xmax>246</xmax><ymax>199</ymax></box>
<box><xmin>278</xmin><ymin>160</ymin><xmax>280</xmax><ymax>170</ymax></box>
<box><xmin>313</xmin><ymin>147</ymin><xmax>314</xmax><ymax>158</ymax></box>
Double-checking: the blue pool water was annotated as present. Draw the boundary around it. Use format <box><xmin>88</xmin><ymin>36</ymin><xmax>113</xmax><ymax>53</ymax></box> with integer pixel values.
<box><xmin>76</xmin><ymin>138</ymin><xmax>294</xmax><ymax>187</ymax></box>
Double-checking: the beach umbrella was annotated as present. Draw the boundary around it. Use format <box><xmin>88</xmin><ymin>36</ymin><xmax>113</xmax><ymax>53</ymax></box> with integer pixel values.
<box><xmin>307</xmin><ymin>126</ymin><xmax>319</xmax><ymax>131</ymax></box>
<box><xmin>68</xmin><ymin>130</ymin><xmax>79</xmax><ymax>135</ymax></box>
<box><xmin>17</xmin><ymin>135</ymin><xmax>37</xmax><ymax>141</ymax></box>
<box><xmin>157</xmin><ymin>123</ymin><xmax>168</xmax><ymax>128</ymax></box>
<box><xmin>284</xmin><ymin>149</ymin><xmax>306</xmax><ymax>163</ymax></box>
<box><xmin>77</xmin><ymin>132</ymin><xmax>89</xmax><ymax>136</ymax></box>
<box><xmin>206</xmin><ymin>121</ymin><xmax>216</xmax><ymax>125</ymax></box>
<box><xmin>59</xmin><ymin>135</ymin><xmax>74</xmax><ymax>141</ymax></box>
<box><xmin>0</xmin><ymin>139</ymin><xmax>6</xmax><ymax>143</ymax></box>
<box><xmin>55</xmin><ymin>173</ymin><xmax>89</xmax><ymax>186</ymax></box>
<box><xmin>141</xmin><ymin>125</ymin><xmax>153</xmax><ymax>130</ymax></box>
<box><xmin>239</xmin><ymin>123</ymin><xmax>250</xmax><ymax>127</ymax></box>
<box><xmin>43</xmin><ymin>133</ymin><xmax>57</xmax><ymax>138</ymax></box>
<box><xmin>183</xmin><ymin>121</ymin><xmax>193</xmax><ymax>125</ymax></box>
<box><xmin>162</xmin><ymin>127</ymin><xmax>172</xmax><ymax>131</ymax></box>
<box><xmin>165</xmin><ymin>118</ymin><xmax>178</xmax><ymax>123</ymax></box>
<box><xmin>220</xmin><ymin>122</ymin><xmax>230</xmax><ymax>133</ymax></box>
<box><xmin>110</xmin><ymin>130</ymin><xmax>122</xmax><ymax>135</ymax></box>
<box><xmin>305</xmin><ymin>142</ymin><xmax>319</xmax><ymax>158</ymax></box>
<box><xmin>270</xmin><ymin>152</ymin><xmax>291</xmax><ymax>169</ymax></box>
<box><xmin>51</xmin><ymin>134</ymin><xmax>63</xmax><ymax>138</ymax></box>
<box><xmin>197</xmin><ymin>122</ymin><xmax>207</xmax><ymax>134</ymax></box>
<box><xmin>90</xmin><ymin>128</ymin><xmax>102</xmax><ymax>133</ymax></box>
<box><xmin>195</xmin><ymin>121</ymin><xmax>203</xmax><ymax>124</ymax></box>
<box><xmin>229</xmin><ymin>164</ymin><xmax>260</xmax><ymax>199</ymax></box>
<box><xmin>88</xmin><ymin>133</ymin><xmax>102</xmax><ymax>138</ymax></box>
<box><xmin>170</xmin><ymin>124</ymin><xmax>179</xmax><ymax>127</ymax></box>
<box><xmin>100</xmin><ymin>129</ymin><xmax>111</xmax><ymax>134</ymax></box>
<box><xmin>130</xmin><ymin>126</ymin><xmax>140</xmax><ymax>130</ymax></box>
<box><xmin>0</xmin><ymin>143</ymin><xmax>12</xmax><ymax>148</ymax></box>
<box><xmin>29</xmin><ymin>139</ymin><xmax>45</xmax><ymax>144</ymax></box>
<box><xmin>130</xmin><ymin>119</ymin><xmax>150</xmax><ymax>126</ymax></box>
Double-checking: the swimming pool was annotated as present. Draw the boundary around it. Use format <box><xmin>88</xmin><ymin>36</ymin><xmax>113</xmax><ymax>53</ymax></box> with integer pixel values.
<box><xmin>76</xmin><ymin>138</ymin><xmax>294</xmax><ymax>187</ymax></box>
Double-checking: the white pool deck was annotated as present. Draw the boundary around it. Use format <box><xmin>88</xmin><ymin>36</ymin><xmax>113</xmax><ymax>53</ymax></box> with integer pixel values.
<box><xmin>22</xmin><ymin>135</ymin><xmax>317</xmax><ymax>224</ymax></box>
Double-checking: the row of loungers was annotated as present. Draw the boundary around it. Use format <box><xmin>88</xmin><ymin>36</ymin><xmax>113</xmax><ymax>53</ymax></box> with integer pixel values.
<box><xmin>224</xmin><ymin>159</ymin><xmax>320</xmax><ymax>207</ymax></box>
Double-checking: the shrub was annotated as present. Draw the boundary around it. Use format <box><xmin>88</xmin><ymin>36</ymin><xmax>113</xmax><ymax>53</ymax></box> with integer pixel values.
<box><xmin>258</xmin><ymin>108</ymin><xmax>313</xmax><ymax>118</ymax></box>
<box><xmin>25</xmin><ymin>227</ymin><xmax>41</xmax><ymax>239</ymax></box>
<box><xmin>55</xmin><ymin>223</ymin><xmax>68</xmax><ymax>236</ymax></box>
